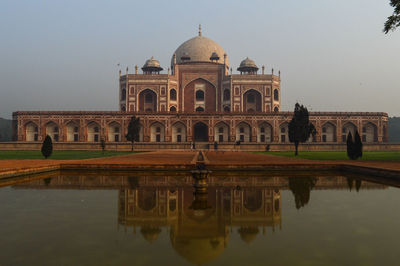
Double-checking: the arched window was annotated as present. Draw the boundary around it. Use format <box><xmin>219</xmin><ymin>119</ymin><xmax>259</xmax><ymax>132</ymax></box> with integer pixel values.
<box><xmin>195</xmin><ymin>106</ymin><xmax>204</xmax><ymax>112</ymax></box>
<box><xmin>121</xmin><ymin>88</ymin><xmax>126</xmax><ymax>101</ymax></box>
<box><xmin>218</xmin><ymin>127</ymin><xmax>224</xmax><ymax>133</ymax></box>
<box><xmin>224</xmin><ymin>106</ymin><xmax>230</xmax><ymax>112</ymax></box>
<box><xmin>274</xmin><ymin>106</ymin><xmax>279</xmax><ymax>112</ymax></box>
<box><xmin>169</xmin><ymin>106</ymin><xmax>176</xmax><ymax>112</ymax></box>
<box><xmin>196</xmin><ymin>90</ymin><xmax>204</xmax><ymax>101</ymax></box>
<box><xmin>223</xmin><ymin>89</ymin><xmax>230</xmax><ymax>101</ymax></box>
<box><xmin>145</xmin><ymin>93</ymin><xmax>153</xmax><ymax>103</ymax></box>
<box><xmin>247</xmin><ymin>93</ymin><xmax>255</xmax><ymax>103</ymax></box>
<box><xmin>274</xmin><ymin>89</ymin><xmax>279</xmax><ymax>101</ymax></box>
<box><xmin>170</xmin><ymin>89</ymin><xmax>177</xmax><ymax>101</ymax></box>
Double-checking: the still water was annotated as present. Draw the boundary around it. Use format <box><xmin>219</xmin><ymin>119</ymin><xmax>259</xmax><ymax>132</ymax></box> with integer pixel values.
<box><xmin>0</xmin><ymin>170</ymin><xmax>399</xmax><ymax>266</ymax></box>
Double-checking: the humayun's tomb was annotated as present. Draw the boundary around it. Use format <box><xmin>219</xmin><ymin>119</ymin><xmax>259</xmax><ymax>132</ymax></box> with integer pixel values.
<box><xmin>12</xmin><ymin>27</ymin><xmax>388</xmax><ymax>149</ymax></box>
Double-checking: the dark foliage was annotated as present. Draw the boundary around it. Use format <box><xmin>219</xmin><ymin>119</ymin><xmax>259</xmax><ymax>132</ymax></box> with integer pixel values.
<box><xmin>100</xmin><ymin>138</ymin><xmax>106</xmax><ymax>154</ymax></box>
<box><xmin>384</xmin><ymin>0</ymin><xmax>400</xmax><ymax>33</ymax></box>
<box><xmin>43</xmin><ymin>178</ymin><xmax>52</xmax><ymax>186</ymax></box>
<box><xmin>0</xmin><ymin>118</ymin><xmax>12</xmax><ymax>141</ymax></box>
<box><xmin>347</xmin><ymin>131</ymin><xmax>363</xmax><ymax>160</ymax></box>
<box><xmin>346</xmin><ymin>177</ymin><xmax>362</xmax><ymax>192</ymax></box>
<box><xmin>346</xmin><ymin>177</ymin><xmax>354</xmax><ymax>191</ymax></box>
<box><xmin>41</xmin><ymin>135</ymin><xmax>53</xmax><ymax>159</ymax></box>
<box><xmin>388</xmin><ymin>117</ymin><xmax>400</xmax><ymax>142</ymax></box>
<box><xmin>288</xmin><ymin>177</ymin><xmax>317</xmax><ymax>209</ymax></box>
<box><xmin>128</xmin><ymin>176</ymin><xmax>140</xmax><ymax>189</ymax></box>
<box><xmin>355</xmin><ymin>179</ymin><xmax>362</xmax><ymax>192</ymax></box>
<box><xmin>346</xmin><ymin>132</ymin><xmax>354</xmax><ymax>159</ymax></box>
<box><xmin>354</xmin><ymin>131</ymin><xmax>363</xmax><ymax>158</ymax></box>
<box><xmin>288</xmin><ymin>103</ymin><xmax>316</xmax><ymax>155</ymax></box>
<box><xmin>125</xmin><ymin>116</ymin><xmax>141</xmax><ymax>151</ymax></box>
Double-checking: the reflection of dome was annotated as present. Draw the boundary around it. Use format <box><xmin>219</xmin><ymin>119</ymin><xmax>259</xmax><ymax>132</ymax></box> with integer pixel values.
<box><xmin>237</xmin><ymin>57</ymin><xmax>258</xmax><ymax>73</ymax></box>
<box><xmin>171</xmin><ymin>234</ymin><xmax>228</xmax><ymax>265</ymax></box>
<box><xmin>140</xmin><ymin>227</ymin><xmax>162</xmax><ymax>243</ymax></box>
<box><xmin>172</xmin><ymin>33</ymin><xmax>228</xmax><ymax>67</ymax></box>
<box><xmin>238</xmin><ymin>227</ymin><xmax>259</xmax><ymax>244</ymax></box>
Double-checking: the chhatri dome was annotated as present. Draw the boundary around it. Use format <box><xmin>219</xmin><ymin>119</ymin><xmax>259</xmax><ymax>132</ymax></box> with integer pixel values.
<box><xmin>171</xmin><ymin>25</ymin><xmax>229</xmax><ymax>67</ymax></box>
<box><xmin>142</xmin><ymin>56</ymin><xmax>163</xmax><ymax>74</ymax></box>
<box><xmin>237</xmin><ymin>57</ymin><xmax>258</xmax><ymax>74</ymax></box>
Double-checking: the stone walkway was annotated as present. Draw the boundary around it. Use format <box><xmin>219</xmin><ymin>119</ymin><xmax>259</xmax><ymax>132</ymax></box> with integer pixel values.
<box><xmin>0</xmin><ymin>151</ymin><xmax>399</xmax><ymax>178</ymax></box>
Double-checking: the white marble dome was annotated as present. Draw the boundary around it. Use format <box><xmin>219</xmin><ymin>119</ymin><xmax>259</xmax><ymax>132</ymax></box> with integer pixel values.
<box><xmin>171</xmin><ymin>33</ymin><xmax>228</xmax><ymax>67</ymax></box>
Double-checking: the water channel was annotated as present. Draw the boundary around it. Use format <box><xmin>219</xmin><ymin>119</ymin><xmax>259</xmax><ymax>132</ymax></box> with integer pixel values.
<box><xmin>0</xmin><ymin>170</ymin><xmax>399</xmax><ymax>265</ymax></box>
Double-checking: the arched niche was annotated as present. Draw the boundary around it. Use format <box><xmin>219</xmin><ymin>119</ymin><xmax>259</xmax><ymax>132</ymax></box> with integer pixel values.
<box><xmin>236</xmin><ymin>122</ymin><xmax>251</xmax><ymax>142</ymax></box>
<box><xmin>87</xmin><ymin>122</ymin><xmax>101</xmax><ymax>142</ymax></box>
<box><xmin>108</xmin><ymin>121</ymin><xmax>121</xmax><ymax>142</ymax></box>
<box><xmin>25</xmin><ymin>122</ymin><xmax>38</xmax><ymax>141</ymax></box>
<box><xmin>150</xmin><ymin>122</ymin><xmax>165</xmax><ymax>142</ymax></box>
<box><xmin>170</xmin><ymin>89</ymin><xmax>177</xmax><ymax>101</ymax></box>
<box><xmin>214</xmin><ymin>122</ymin><xmax>229</xmax><ymax>142</ymax></box>
<box><xmin>66</xmin><ymin>121</ymin><xmax>79</xmax><ymax>142</ymax></box>
<box><xmin>45</xmin><ymin>121</ymin><xmax>59</xmax><ymax>142</ymax></box>
<box><xmin>194</xmin><ymin>122</ymin><xmax>209</xmax><ymax>142</ymax></box>
<box><xmin>321</xmin><ymin>122</ymin><xmax>336</xmax><ymax>142</ymax></box>
<box><xmin>139</xmin><ymin>89</ymin><xmax>157</xmax><ymax>112</ymax></box>
<box><xmin>362</xmin><ymin>122</ymin><xmax>378</xmax><ymax>143</ymax></box>
<box><xmin>279</xmin><ymin>122</ymin><xmax>289</xmax><ymax>143</ymax></box>
<box><xmin>183</xmin><ymin>78</ymin><xmax>216</xmax><ymax>112</ymax></box>
<box><xmin>258</xmin><ymin>122</ymin><xmax>272</xmax><ymax>143</ymax></box>
<box><xmin>243</xmin><ymin>89</ymin><xmax>262</xmax><ymax>112</ymax></box>
<box><xmin>172</xmin><ymin>122</ymin><xmax>186</xmax><ymax>142</ymax></box>
<box><xmin>342</xmin><ymin>122</ymin><xmax>357</xmax><ymax>142</ymax></box>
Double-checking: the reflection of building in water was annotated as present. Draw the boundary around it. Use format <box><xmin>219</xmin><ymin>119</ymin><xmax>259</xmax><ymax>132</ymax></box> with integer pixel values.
<box><xmin>118</xmin><ymin>186</ymin><xmax>281</xmax><ymax>265</ymax></box>
<box><xmin>14</xmin><ymin>173</ymin><xmax>388</xmax><ymax>265</ymax></box>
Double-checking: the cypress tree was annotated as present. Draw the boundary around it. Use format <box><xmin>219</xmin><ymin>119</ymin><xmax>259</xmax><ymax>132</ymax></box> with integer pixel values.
<box><xmin>346</xmin><ymin>132</ymin><xmax>354</xmax><ymax>159</ymax></box>
<box><xmin>354</xmin><ymin>130</ymin><xmax>363</xmax><ymax>159</ymax></box>
<box><xmin>288</xmin><ymin>103</ymin><xmax>316</xmax><ymax>156</ymax></box>
<box><xmin>41</xmin><ymin>135</ymin><xmax>53</xmax><ymax>159</ymax></box>
<box><xmin>346</xmin><ymin>131</ymin><xmax>363</xmax><ymax>160</ymax></box>
<box><xmin>100</xmin><ymin>138</ymin><xmax>106</xmax><ymax>154</ymax></box>
<box><xmin>126</xmin><ymin>116</ymin><xmax>141</xmax><ymax>151</ymax></box>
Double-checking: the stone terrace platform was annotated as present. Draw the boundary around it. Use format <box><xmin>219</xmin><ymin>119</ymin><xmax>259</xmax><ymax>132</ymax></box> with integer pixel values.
<box><xmin>0</xmin><ymin>151</ymin><xmax>399</xmax><ymax>181</ymax></box>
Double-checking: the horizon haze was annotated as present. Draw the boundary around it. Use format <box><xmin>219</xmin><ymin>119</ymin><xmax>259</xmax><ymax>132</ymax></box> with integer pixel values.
<box><xmin>1</xmin><ymin>0</ymin><xmax>399</xmax><ymax>119</ymax></box>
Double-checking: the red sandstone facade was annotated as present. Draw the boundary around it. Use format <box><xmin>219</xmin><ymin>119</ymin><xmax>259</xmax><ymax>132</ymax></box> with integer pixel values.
<box><xmin>12</xmin><ymin>29</ymin><xmax>389</xmax><ymax>145</ymax></box>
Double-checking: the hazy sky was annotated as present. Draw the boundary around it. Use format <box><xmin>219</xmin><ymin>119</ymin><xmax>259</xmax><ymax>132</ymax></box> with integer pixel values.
<box><xmin>1</xmin><ymin>0</ymin><xmax>399</xmax><ymax>119</ymax></box>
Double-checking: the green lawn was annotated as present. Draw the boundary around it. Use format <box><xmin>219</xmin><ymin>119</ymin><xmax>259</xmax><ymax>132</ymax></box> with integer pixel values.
<box><xmin>251</xmin><ymin>151</ymin><xmax>400</xmax><ymax>161</ymax></box>
<box><xmin>0</xmin><ymin>150</ymin><xmax>136</xmax><ymax>160</ymax></box>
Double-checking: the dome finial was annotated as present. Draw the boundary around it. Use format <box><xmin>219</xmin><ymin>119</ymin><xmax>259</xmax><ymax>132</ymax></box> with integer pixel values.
<box><xmin>198</xmin><ymin>24</ymin><xmax>202</xmax><ymax>36</ymax></box>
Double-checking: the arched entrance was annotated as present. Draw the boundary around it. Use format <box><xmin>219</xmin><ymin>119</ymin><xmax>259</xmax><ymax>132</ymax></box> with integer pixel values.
<box><xmin>194</xmin><ymin>122</ymin><xmax>208</xmax><ymax>142</ymax></box>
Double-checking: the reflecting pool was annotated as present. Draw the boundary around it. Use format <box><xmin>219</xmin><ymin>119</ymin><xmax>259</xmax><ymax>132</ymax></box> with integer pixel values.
<box><xmin>0</xmin><ymin>171</ymin><xmax>399</xmax><ymax>265</ymax></box>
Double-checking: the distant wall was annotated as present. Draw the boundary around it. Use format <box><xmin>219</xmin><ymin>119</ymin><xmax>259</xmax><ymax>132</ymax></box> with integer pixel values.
<box><xmin>0</xmin><ymin>142</ymin><xmax>399</xmax><ymax>151</ymax></box>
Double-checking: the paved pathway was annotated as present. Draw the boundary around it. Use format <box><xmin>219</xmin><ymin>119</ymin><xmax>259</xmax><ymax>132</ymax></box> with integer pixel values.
<box><xmin>0</xmin><ymin>151</ymin><xmax>399</xmax><ymax>178</ymax></box>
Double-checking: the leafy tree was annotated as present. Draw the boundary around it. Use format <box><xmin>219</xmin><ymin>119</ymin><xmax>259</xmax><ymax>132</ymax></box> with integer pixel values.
<box><xmin>384</xmin><ymin>0</ymin><xmax>400</xmax><ymax>34</ymax></box>
<box><xmin>125</xmin><ymin>116</ymin><xmax>141</xmax><ymax>151</ymax></box>
<box><xmin>41</xmin><ymin>135</ymin><xmax>53</xmax><ymax>159</ymax></box>
<box><xmin>100</xmin><ymin>138</ymin><xmax>106</xmax><ymax>154</ymax></box>
<box><xmin>288</xmin><ymin>177</ymin><xmax>317</xmax><ymax>209</ymax></box>
<box><xmin>288</xmin><ymin>103</ymin><xmax>316</xmax><ymax>156</ymax></box>
<box><xmin>346</xmin><ymin>131</ymin><xmax>363</xmax><ymax>160</ymax></box>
